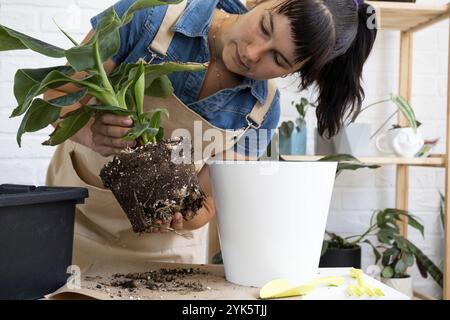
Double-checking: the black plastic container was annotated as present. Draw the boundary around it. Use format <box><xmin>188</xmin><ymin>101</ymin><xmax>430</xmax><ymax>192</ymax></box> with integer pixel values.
<box><xmin>319</xmin><ymin>246</ymin><xmax>361</xmax><ymax>269</ymax></box>
<box><xmin>0</xmin><ymin>184</ymin><xmax>88</xmax><ymax>300</ymax></box>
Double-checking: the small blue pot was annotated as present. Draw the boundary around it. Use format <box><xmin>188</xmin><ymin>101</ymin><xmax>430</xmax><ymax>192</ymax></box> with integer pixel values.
<box><xmin>279</xmin><ymin>128</ymin><xmax>307</xmax><ymax>155</ymax></box>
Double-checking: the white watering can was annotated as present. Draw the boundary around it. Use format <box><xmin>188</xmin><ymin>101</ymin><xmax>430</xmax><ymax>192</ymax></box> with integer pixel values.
<box><xmin>208</xmin><ymin>161</ymin><xmax>337</xmax><ymax>287</ymax></box>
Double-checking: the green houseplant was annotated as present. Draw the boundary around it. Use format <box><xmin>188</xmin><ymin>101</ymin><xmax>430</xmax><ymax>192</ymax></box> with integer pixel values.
<box><xmin>369</xmin><ymin>208</ymin><xmax>442</xmax><ymax>297</ymax></box>
<box><xmin>0</xmin><ymin>0</ymin><xmax>207</xmax><ymax>233</ymax></box>
<box><xmin>279</xmin><ymin>97</ymin><xmax>316</xmax><ymax>155</ymax></box>
<box><xmin>320</xmin><ymin>207</ymin><xmax>443</xmax><ymax>297</ymax></box>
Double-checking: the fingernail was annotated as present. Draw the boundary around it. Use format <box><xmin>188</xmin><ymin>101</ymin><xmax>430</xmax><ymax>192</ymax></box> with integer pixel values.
<box><xmin>123</xmin><ymin>118</ymin><xmax>133</xmax><ymax>126</ymax></box>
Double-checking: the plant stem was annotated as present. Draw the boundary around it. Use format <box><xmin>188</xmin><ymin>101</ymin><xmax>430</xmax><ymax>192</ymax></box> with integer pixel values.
<box><xmin>359</xmin><ymin>98</ymin><xmax>392</xmax><ymax>114</ymax></box>
<box><xmin>93</xmin><ymin>40</ymin><xmax>119</xmax><ymax>107</ymax></box>
<box><xmin>345</xmin><ymin>223</ymin><xmax>378</xmax><ymax>245</ymax></box>
<box><xmin>369</xmin><ymin>110</ymin><xmax>398</xmax><ymax>140</ymax></box>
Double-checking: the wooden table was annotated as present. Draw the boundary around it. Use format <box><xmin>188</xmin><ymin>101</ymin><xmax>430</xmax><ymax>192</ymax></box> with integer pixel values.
<box><xmin>47</xmin><ymin>260</ymin><xmax>409</xmax><ymax>300</ymax></box>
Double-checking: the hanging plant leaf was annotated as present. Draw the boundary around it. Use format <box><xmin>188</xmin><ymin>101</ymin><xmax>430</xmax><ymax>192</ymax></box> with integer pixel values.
<box><xmin>0</xmin><ymin>24</ymin><xmax>65</xmax><ymax>58</ymax></box>
<box><xmin>362</xmin><ymin>239</ymin><xmax>381</xmax><ymax>264</ymax></box>
<box><xmin>407</xmin><ymin>239</ymin><xmax>442</xmax><ymax>287</ymax></box>
<box><xmin>390</xmin><ymin>94</ymin><xmax>418</xmax><ymax>131</ymax></box>
<box><xmin>17</xmin><ymin>99</ymin><xmax>61</xmax><ymax>146</ymax></box>
<box><xmin>11</xmin><ymin>70</ymin><xmax>102</xmax><ymax>118</ymax></box>
<box><xmin>122</xmin><ymin>122</ymin><xmax>151</xmax><ymax>141</ymax></box>
<box><xmin>381</xmin><ymin>266</ymin><xmax>394</xmax><ymax>279</ymax></box>
<box><xmin>86</xmin><ymin>105</ymin><xmax>133</xmax><ymax>116</ymax></box>
<box><xmin>145</xmin><ymin>75</ymin><xmax>174</xmax><ymax>98</ymax></box>
<box><xmin>13</xmin><ymin>66</ymin><xmax>74</xmax><ymax>107</ymax></box>
<box><xmin>53</xmin><ymin>19</ymin><xmax>79</xmax><ymax>46</ymax></box>
<box><xmin>279</xmin><ymin>121</ymin><xmax>294</xmax><ymax>137</ymax></box>
<box><xmin>394</xmin><ymin>260</ymin><xmax>407</xmax><ymax>276</ymax></box>
<box><xmin>46</xmin><ymin>89</ymin><xmax>88</xmax><ymax>107</ymax></box>
<box><xmin>43</xmin><ymin>108</ymin><xmax>92</xmax><ymax>146</ymax></box>
<box><xmin>134</xmin><ymin>62</ymin><xmax>146</xmax><ymax>115</ymax></box>
<box><xmin>65</xmin><ymin>7</ymin><xmax>121</xmax><ymax>72</ymax></box>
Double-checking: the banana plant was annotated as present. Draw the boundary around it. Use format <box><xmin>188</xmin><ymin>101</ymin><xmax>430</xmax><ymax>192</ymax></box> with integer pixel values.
<box><xmin>0</xmin><ymin>0</ymin><xmax>205</xmax><ymax>147</ymax></box>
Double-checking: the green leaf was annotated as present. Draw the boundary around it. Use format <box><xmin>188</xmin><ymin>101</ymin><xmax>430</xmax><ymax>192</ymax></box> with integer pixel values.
<box><xmin>0</xmin><ymin>24</ymin><xmax>65</xmax><ymax>57</ymax></box>
<box><xmin>390</xmin><ymin>94</ymin><xmax>418</xmax><ymax>131</ymax></box>
<box><xmin>53</xmin><ymin>19</ymin><xmax>79</xmax><ymax>46</ymax></box>
<box><xmin>155</xmin><ymin>127</ymin><xmax>164</xmax><ymax>141</ymax></box>
<box><xmin>11</xmin><ymin>70</ymin><xmax>101</xmax><ymax>117</ymax></box>
<box><xmin>13</xmin><ymin>66</ymin><xmax>74</xmax><ymax>109</ymax></box>
<box><xmin>381</xmin><ymin>266</ymin><xmax>394</xmax><ymax>279</ymax></box>
<box><xmin>121</xmin><ymin>0</ymin><xmax>182</xmax><ymax>25</ymax></box>
<box><xmin>86</xmin><ymin>105</ymin><xmax>132</xmax><ymax>116</ymax></box>
<box><xmin>404</xmin><ymin>252</ymin><xmax>415</xmax><ymax>267</ymax></box>
<box><xmin>122</xmin><ymin>122</ymin><xmax>150</xmax><ymax>141</ymax></box>
<box><xmin>279</xmin><ymin>121</ymin><xmax>294</xmax><ymax>137</ymax></box>
<box><xmin>134</xmin><ymin>62</ymin><xmax>146</xmax><ymax>115</ymax></box>
<box><xmin>144</xmin><ymin>75</ymin><xmax>174</xmax><ymax>98</ymax></box>
<box><xmin>16</xmin><ymin>99</ymin><xmax>61</xmax><ymax>146</ymax></box>
<box><xmin>149</xmin><ymin>108</ymin><xmax>169</xmax><ymax>129</ymax></box>
<box><xmin>382</xmin><ymin>247</ymin><xmax>399</xmax><ymax>266</ymax></box>
<box><xmin>439</xmin><ymin>191</ymin><xmax>445</xmax><ymax>231</ymax></box>
<box><xmin>212</xmin><ymin>251</ymin><xmax>223</xmax><ymax>264</ymax></box>
<box><xmin>362</xmin><ymin>239</ymin><xmax>381</xmax><ymax>264</ymax></box>
<box><xmin>319</xmin><ymin>153</ymin><xmax>361</xmax><ymax>163</ymax></box>
<box><xmin>144</xmin><ymin>61</ymin><xmax>206</xmax><ymax>84</ymax></box>
<box><xmin>394</xmin><ymin>260</ymin><xmax>407</xmax><ymax>276</ymax></box>
<box><xmin>43</xmin><ymin>108</ymin><xmax>92</xmax><ymax>146</ymax></box>
<box><xmin>407</xmin><ymin>239</ymin><xmax>442</xmax><ymax>287</ymax></box>
<box><xmin>318</xmin><ymin>154</ymin><xmax>380</xmax><ymax>177</ymax></box>
<box><xmin>46</xmin><ymin>89</ymin><xmax>88</xmax><ymax>107</ymax></box>
<box><xmin>65</xmin><ymin>7</ymin><xmax>121</xmax><ymax>71</ymax></box>
<box><xmin>109</xmin><ymin>61</ymin><xmax>205</xmax><ymax>90</ymax></box>
<box><xmin>406</xmin><ymin>215</ymin><xmax>424</xmax><ymax>237</ymax></box>
<box><xmin>116</xmin><ymin>78</ymin><xmax>135</xmax><ymax>110</ymax></box>
<box><xmin>377</xmin><ymin>228</ymin><xmax>395</xmax><ymax>244</ymax></box>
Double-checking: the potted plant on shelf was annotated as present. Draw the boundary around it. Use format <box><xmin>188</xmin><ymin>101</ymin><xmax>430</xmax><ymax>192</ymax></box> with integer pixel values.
<box><xmin>0</xmin><ymin>0</ymin><xmax>207</xmax><ymax>233</ymax></box>
<box><xmin>315</xmin><ymin>93</ymin><xmax>421</xmax><ymax>157</ymax></box>
<box><xmin>371</xmin><ymin>208</ymin><xmax>442</xmax><ymax>298</ymax></box>
<box><xmin>279</xmin><ymin>97</ymin><xmax>316</xmax><ymax>155</ymax></box>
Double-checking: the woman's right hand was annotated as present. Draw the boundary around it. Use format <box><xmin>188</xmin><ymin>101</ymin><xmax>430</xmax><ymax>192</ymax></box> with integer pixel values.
<box><xmin>90</xmin><ymin>113</ymin><xmax>137</xmax><ymax>157</ymax></box>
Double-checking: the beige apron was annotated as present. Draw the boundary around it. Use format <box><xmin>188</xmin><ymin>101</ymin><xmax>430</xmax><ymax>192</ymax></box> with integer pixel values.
<box><xmin>46</xmin><ymin>0</ymin><xmax>277</xmax><ymax>270</ymax></box>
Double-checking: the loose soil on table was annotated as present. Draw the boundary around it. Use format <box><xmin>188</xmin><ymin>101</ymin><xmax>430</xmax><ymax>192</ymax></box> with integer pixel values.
<box><xmin>100</xmin><ymin>138</ymin><xmax>206</xmax><ymax>233</ymax></box>
<box><xmin>84</xmin><ymin>267</ymin><xmax>213</xmax><ymax>299</ymax></box>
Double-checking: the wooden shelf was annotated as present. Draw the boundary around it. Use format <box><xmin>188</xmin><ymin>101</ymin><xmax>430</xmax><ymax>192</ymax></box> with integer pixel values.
<box><xmin>367</xmin><ymin>1</ymin><xmax>450</xmax><ymax>32</ymax></box>
<box><xmin>280</xmin><ymin>154</ymin><xmax>446</xmax><ymax>167</ymax></box>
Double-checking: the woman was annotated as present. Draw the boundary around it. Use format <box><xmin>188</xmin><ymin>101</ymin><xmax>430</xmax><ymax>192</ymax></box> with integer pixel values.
<box><xmin>44</xmin><ymin>0</ymin><xmax>377</xmax><ymax>268</ymax></box>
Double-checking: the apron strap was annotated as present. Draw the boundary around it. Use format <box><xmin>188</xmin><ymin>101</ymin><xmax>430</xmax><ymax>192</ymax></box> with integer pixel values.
<box><xmin>149</xmin><ymin>0</ymin><xmax>278</xmax><ymax>131</ymax></box>
<box><xmin>149</xmin><ymin>0</ymin><xmax>188</xmax><ymax>56</ymax></box>
<box><xmin>245</xmin><ymin>79</ymin><xmax>277</xmax><ymax>129</ymax></box>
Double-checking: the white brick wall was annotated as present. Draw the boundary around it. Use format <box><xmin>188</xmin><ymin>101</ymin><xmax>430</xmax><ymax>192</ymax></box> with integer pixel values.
<box><xmin>0</xmin><ymin>0</ymin><xmax>448</xmax><ymax>299</ymax></box>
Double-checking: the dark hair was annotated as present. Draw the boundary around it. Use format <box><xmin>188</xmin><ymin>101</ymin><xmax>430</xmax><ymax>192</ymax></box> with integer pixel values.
<box><xmin>271</xmin><ymin>0</ymin><xmax>378</xmax><ymax>138</ymax></box>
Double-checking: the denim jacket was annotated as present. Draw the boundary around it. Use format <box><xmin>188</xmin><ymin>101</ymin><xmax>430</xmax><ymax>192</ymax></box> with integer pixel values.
<box><xmin>91</xmin><ymin>0</ymin><xmax>281</xmax><ymax>157</ymax></box>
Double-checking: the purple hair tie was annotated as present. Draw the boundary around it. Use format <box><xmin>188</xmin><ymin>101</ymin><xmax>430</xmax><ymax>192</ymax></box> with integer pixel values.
<box><xmin>353</xmin><ymin>0</ymin><xmax>360</xmax><ymax>10</ymax></box>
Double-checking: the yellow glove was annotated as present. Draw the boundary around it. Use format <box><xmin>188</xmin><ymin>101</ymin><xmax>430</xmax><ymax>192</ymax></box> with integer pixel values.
<box><xmin>347</xmin><ymin>268</ymin><xmax>384</xmax><ymax>298</ymax></box>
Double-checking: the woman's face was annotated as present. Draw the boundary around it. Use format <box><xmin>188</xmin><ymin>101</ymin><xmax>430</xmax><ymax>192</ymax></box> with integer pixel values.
<box><xmin>222</xmin><ymin>0</ymin><xmax>303</xmax><ymax>80</ymax></box>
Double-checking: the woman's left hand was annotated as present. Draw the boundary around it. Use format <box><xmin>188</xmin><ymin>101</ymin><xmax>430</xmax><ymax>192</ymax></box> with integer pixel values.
<box><xmin>151</xmin><ymin>212</ymin><xmax>184</xmax><ymax>233</ymax></box>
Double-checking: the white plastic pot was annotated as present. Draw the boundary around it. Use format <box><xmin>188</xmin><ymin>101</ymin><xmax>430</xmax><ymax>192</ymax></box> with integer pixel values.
<box><xmin>208</xmin><ymin>161</ymin><xmax>337</xmax><ymax>287</ymax></box>
<box><xmin>381</xmin><ymin>276</ymin><xmax>413</xmax><ymax>298</ymax></box>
